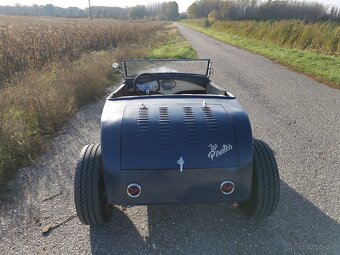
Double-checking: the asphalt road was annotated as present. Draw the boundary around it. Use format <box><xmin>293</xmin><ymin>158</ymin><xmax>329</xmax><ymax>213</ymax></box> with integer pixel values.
<box><xmin>1</xmin><ymin>24</ymin><xmax>339</xmax><ymax>255</ymax></box>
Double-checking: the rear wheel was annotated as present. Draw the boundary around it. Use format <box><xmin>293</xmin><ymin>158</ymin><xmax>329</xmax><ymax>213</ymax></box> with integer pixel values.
<box><xmin>74</xmin><ymin>144</ymin><xmax>112</xmax><ymax>225</ymax></box>
<box><xmin>239</xmin><ymin>139</ymin><xmax>280</xmax><ymax>218</ymax></box>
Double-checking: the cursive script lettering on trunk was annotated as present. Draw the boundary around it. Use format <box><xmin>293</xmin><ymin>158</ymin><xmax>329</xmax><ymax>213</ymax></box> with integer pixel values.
<box><xmin>208</xmin><ymin>144</ymin><xmax>232</xmax><ymax>160</ymax></box>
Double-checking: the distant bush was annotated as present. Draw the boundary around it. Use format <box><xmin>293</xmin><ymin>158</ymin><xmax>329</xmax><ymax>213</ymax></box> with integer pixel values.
<box><xmin>203</xmin><ymin>19</ymin><xmax>212</xmax><ymax>28</ymax></box>
<box><xmin>208</xmin><ymin>10</ymin><xmax>219</xmax><ymax>21</ymax></box>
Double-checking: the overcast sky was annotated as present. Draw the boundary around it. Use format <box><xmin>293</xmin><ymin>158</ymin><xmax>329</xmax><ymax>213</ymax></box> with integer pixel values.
<box><xmin>0</xmin><ymin>0</ymin><xmax>338</xmax><ymax>12</ymax></box>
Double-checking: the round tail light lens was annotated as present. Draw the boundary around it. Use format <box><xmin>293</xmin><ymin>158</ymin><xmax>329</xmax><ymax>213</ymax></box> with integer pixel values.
<box><xmin>127</xmin><ymin>183</ymin><xmax>142</xmax><ymax>198</ymax></box>
<box><xmin>220</xmin><ymin>181</ymin><xmax>235</xmax><ymax>194</ymax></box>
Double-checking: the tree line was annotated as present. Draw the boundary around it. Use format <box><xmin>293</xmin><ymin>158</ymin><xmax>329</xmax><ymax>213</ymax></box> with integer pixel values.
<box><xmin>0</xmin><ymin>2</ymin><xmax>179</xmax><ymax>20</ymax></box>
<box><xmin>187</xmin><ymin>0</ymin><xmax>340</xmax><ymax>22</ymax></box>
<box><xmin>129</xmin><ymin>2</ymin><xmax>179</xmax><ymax>20</ymax></box>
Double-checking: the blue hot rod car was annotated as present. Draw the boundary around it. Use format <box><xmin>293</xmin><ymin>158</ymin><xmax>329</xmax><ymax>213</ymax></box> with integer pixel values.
<box><xmin>74</xmin><ymin>59</ymin><xmax>280</xmax><ymax>225</ymax></box>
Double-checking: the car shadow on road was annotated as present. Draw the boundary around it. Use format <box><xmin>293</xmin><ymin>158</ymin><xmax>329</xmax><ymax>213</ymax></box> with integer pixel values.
<box><xmin>90</xmin><ymin>181</ymin><xmax>339</xmax><ymax>254</ymax></box>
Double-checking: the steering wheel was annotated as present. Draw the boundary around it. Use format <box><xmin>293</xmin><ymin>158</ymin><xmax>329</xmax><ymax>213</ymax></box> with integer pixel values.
<box><xmin>133</xmin><ymin>73</ymin><xmax>160</xmax><ymax>94</ymax></box>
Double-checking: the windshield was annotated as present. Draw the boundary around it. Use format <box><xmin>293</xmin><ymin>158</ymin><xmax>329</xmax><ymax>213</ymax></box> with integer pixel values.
<box><xmin>123</xmin><ymin>59</ymin><xmax>210</xmax><ymax>77</ymax></box>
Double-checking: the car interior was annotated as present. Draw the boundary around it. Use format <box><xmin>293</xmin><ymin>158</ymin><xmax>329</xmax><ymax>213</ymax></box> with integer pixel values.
<box><xmin>110</xmin><ymin>72</ymin><xmax>228</xmax><ymax>98</ymax></box>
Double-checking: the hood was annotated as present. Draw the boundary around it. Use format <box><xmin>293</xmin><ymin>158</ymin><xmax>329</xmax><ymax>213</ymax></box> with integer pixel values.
<box><xmin>120</xmin><ymin>102</ymin><xmax>239</xmax><ymax>170</ymax></box>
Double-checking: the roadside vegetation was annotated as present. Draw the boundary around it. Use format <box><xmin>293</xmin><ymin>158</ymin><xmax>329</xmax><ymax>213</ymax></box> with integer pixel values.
<box><xmin>0</xmin><ymin>17</ymin><xmax>196</xmax><ymax>188</ymax></box>
<box><xmin>148</xmin><ymin>27</ymin><xmax>196</xmax><ymax>59</ymax></box>
<box><xmin>181</xmin><ymin>19</ymin><xmax>340</xmax><ymax>87</ymax></box>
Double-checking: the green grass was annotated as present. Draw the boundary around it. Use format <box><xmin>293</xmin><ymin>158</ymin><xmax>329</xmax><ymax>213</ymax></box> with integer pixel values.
<box><xmin>149</xmin><ymin>26</ymin><xmax>197</xmax><ymax>59</ymax></box>
<box><xmin>181</xmin><ymin>20</ymin><xmax>340</xmax><ymax>88</ymax></box>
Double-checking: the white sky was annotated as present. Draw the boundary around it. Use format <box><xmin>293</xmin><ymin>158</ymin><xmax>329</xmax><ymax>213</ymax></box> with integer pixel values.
<box><xmin>0</xmin><ymin>0</ymin><xmax>338</xmax><ymax>12</ymax></box>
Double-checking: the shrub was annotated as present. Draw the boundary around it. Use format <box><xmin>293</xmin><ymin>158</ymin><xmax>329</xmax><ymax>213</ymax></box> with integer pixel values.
<box><xmin>208</xmin><ymin>10</ymin><xmax>219</xmax><ymax>21</ymax></box>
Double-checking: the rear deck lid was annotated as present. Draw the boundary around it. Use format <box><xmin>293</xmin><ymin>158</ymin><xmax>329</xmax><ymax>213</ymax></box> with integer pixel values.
<box><xmin>120</xmin><ymin>102</ymin><xmax>239</xmax><ymax>170</ymax></box>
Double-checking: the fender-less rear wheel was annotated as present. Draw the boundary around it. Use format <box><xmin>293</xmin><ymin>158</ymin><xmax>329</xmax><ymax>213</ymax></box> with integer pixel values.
<box><xmin>74</xmin><ymin>144</ymin><xmax>112</xmax><ymax>225</ymax></box>
<box><xmin>239</xmin><ymin>139</ymin><xmax>280</xmax><ymax>218</ymax></box>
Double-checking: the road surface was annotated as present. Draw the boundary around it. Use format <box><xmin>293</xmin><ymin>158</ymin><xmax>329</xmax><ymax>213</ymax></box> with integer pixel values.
<box><xmin>0</xmin><ymin>24</ymin><xmax>339</xmax><ymax>255</ymax></box>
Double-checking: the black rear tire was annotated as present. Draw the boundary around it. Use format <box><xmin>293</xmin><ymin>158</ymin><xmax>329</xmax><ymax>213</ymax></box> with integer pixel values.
<box><xmin>239</xmin><ymin>139</ymin><xmax>280</xmax><ymax>218</ymax></box>
<box><xmin>74</xmin><ymin>144</ymin><xmax>112</xmax><ymax>225</ymax></box>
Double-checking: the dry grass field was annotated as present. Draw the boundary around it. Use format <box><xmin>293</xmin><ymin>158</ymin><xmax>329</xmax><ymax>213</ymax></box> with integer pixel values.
<box><xmin>0</xmin><ymin>16</ymin><xmax>195</xmax><ymax>187</ymax></box>
<box><xmin>0</xmin><ymin>16</ymin><xmax>164</xmax><ymax>84</ymax></box>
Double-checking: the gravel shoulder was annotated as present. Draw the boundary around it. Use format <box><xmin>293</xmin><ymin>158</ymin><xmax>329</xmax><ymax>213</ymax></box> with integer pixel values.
<box><xmin>0</xmin><ymin>25</ymin><xmax>339</xmax><ymax>255</ymax></box>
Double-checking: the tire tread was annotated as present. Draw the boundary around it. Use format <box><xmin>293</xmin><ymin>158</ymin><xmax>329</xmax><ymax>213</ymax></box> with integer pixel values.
<box><xmin>239</xmin><ymin>139</ymin><xmax>280</xmax><ymax>218</ymax></box>
<box><xmin>74</xmin><ymin>144</ymin><xmax>112</xmax><ymax>225</ymax></box>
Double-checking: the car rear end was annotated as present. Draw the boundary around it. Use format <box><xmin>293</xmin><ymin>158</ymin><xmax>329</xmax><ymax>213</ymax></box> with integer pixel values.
<box><xmin>101</xmin><ymin>96</ymin><xmax>253</xmax><ymax>205</ymax></box>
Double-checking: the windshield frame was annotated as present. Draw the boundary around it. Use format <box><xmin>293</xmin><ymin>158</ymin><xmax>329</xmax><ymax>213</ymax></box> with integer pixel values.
<box><xmin>123</xmin><ymin>59</ymin><xmax>211</xmax><ymax>78</ymax></box>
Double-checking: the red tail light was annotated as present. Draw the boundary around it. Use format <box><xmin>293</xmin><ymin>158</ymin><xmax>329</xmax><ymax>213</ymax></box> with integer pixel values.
<box><xmin>220</xmin><ymin>181</ymin><xmax>235</xmax><ymax>194</ymax></box>
<box><xmin>127</xmin><ymin>183</ymin><xmax>142</xmax><ymax>198</ymax></box>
